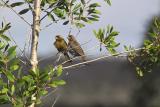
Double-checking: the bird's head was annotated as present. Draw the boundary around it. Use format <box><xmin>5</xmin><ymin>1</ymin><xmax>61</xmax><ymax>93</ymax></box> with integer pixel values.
<box><xmin>55</xmin><ymin>35</ymin><xmax>63</xmax><ymax>40</ymax></box>
<box><xmin>67</xmin><ymin>35</ymin><xmax>75</xmax><ymax>41</ymax></box>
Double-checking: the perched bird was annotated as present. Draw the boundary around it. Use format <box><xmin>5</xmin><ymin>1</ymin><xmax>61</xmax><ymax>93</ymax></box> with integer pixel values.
<box><xmin>67</xmin><ymin>35</ymin><xmax>86</xmax><ymax>62</ymax></box>
<box><xmin>54</xmin><ymin>35</ymin><xmax>71</xmax><ymax>62</ymax></box>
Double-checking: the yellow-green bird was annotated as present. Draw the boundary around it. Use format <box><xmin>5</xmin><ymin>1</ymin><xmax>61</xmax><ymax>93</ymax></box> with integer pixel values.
<box><xmin>67</xmin><ymin>35</ymin><xmax>86</xmax><ymax>62</ymax></box>
<box><xmin>54</xmin><ymin>35</ymin><xmax>71</xmax><ymax>61</ymax></box>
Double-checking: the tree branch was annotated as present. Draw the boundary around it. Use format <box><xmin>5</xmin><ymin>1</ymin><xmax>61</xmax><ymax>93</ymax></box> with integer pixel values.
<box><xmin>63</xmin><ymin>47</ymin><xmax>144</xmax><ymax>70</ymax></box>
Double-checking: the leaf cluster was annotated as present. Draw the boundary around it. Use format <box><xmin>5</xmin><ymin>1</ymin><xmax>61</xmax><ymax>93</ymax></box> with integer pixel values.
<box><xmin>125</xmin><ymin>17</ymin><xmax>160</xmax><ymax>77</ymax></box>
<box><xmin>7</xmin><ymin>0</ymin><xmax>111</xmax><ymax>28</ymax></box>
<box><xmin>93</xmin><ymin>25</ymin><xmax>120</xmax><ymax>54</ymax></box>
<box><xmin>0</xmin><ymin>22</ymin><xmax>65</xmax><ymax>106</ymax></box>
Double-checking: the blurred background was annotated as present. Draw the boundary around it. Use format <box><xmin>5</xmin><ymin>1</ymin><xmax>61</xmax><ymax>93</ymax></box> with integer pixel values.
<box><xmin>0</xmin><ymin>0</ymin><xmax>160</xmax><ymax>107</ymax></box>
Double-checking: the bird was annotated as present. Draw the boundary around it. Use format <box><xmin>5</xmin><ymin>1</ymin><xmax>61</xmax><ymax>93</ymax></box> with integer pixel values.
<box><xmin>67</xmin><ymin>35</ymin><xmax>86</xmax><ymax>62</ymax></box>
<box><xmin>54</xmin><ymin>35</ymin><xmax>71</xmax><ymax>62</ymax></box>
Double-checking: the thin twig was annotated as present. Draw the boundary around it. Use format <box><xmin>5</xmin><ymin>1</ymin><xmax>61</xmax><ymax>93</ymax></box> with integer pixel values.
<box><xmin>3</xmin><ymin>17</ymin><xmax>30</xmax><ymax>62</ymax></box>
<box><xmin>1</xmin><ymin>0</ymin><xmax>31</xmax><ymax>26</ymax></box>
<box><xmin>63</xmin><ymin>47</ymin><xmax>144</xmax><ymax>70</ymax></box>
<box><xmin>21</xmin><ymin>29</ymin><xmax>32</xmax><ymax>61</ymax></box>
<box><xmin>40</xmin><ymin>8</ymin><xmax>55</xmax><ymax>22</ymax></box>
<box><xmin>54</xmin><ymin>53</ymin><xmax>63</xmax><ymax>65</ymax></box>
<box><xmin>27</xmin><ymin>30</ymin><xmax>32</xmax><ymax>57</ymax></box>
<box><xmin>40</xmin><ymin>19</ymin><xmax>60</xmax><ymax>31</ymax></box>
<box><xmin>68</xmin><ymin>26</ymin><xmax>72</xmax><ymax>36</ymax></box>
<box><xmin>3</xmin><ymin>17</ymin><xmax>29</xmax><ymax>64</ymax></box>
<box><xmin>61</xmin><ymin>53</ymin><xmax>93</xmax><ymax>65</ymax></box>
<box><xmin>75</xmin><ymin>28</ymin><xmax>80</xmax><ymax>37</ymax></box>
<box><xmin>42</xmin><ymin>88</ymin><xmax>58</xmax><ymax>99</ymax></box>
<box><xmin>51</xmin><ymin>95</ymin><xmax>60</xmax><ymax>107</ymax></box>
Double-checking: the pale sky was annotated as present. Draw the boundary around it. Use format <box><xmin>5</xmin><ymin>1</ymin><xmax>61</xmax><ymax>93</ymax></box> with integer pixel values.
<box><xmin>0</xmin><ymin>0</ymin><xmax>160</xmax><ymax>57</ymax></box>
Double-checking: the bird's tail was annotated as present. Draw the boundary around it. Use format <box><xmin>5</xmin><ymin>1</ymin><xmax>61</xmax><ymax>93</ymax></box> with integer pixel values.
<box><xmin>81</xmin><ymin>56</ymin><xmax>86</xmax><ymax>62</ymax></box>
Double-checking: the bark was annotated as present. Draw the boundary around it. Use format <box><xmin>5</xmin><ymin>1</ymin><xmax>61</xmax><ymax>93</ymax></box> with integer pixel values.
<box><xmin>29</xmin><ymin>0</ymin><xmax>41</xmax><ymax>107</ymax></box>
<box><xmin>30</xmin><ymin>0</ymin><xmax>41</xmax><ymax>71</ymax></box>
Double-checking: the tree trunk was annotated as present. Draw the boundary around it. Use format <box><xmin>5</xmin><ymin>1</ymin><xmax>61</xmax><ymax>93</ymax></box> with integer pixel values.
<box><xmin>30</xmin><ymin>0</ymin><xmax>41</xmax><ymax>71</ymax></box>
<box><xmin>29</xmin><ymin>0</ymin><xmax>41</xmax><ymax>107</ymax></box>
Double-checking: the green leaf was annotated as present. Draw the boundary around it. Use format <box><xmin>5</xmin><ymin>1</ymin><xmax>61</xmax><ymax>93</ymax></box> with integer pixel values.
<box><xmin>88</xmin><ymin>17</ymin><xmax>99</xmax><ymax>21</ymax></box>
<box><xmin>113</xmin><ymin>43</ymin><xmax>120</xmax><ymax>47</ymax></box>
<box><xmin>41</xmin><ymin>0</ymin><xmax>46</xmax><ymax>7</ymax></box>
<box><xmin>19</xmin><ymin>8</ymin><xmax>30</xmax><ymax>15</ymax></box>
<box><xmin>0</xmin><ymin>79</ymin><xmax>3</xmax><ymax>86</ymax></box>
<box><xmin>7</xmin><ymin>46</ymin><xmax>17</xmax><ymax>58</ymax></box>
<box><xmin>5</xmin><ymin>71</ymin><xmax>15</xmax><ymax>82</ymax></box>
<box><xmin>107</xmin><ymin>25</ymin><xmax>111</xmax><ymax>33</ymax></box>
<box><xmin>10</xmin><ymin>2</ymin><xmax>24</xmax><ymax>7</ymax></box>
<box><xmin>109</xmin><ymin>31</ymin><xmax>119</xmax><ymax>37</ymax></box>
<box><xmin>124</xmin><ymin>45</ymin><xmax>129</xmax><ymax>51</ymax></box>
<box><xmin>93</xmin><ymin>30</ymin><xmax>97</xmax><ymax>37</ymax></box>
<box><xmin>107</xmin><ymin>48</ymin><xmax>117</xmax><ymax>54</ymax></box>
<box><xmin>1</xmin><ymin>23</ymin><xmax>11</xmax><ymax>33</ymax></box>
<box><xmin>0</xmin><ymin>34</ymin><xmax>11</xmax><ymax>41</ymax></box>
<box><xmin>136</xmin><ymin>67</ymin><xmax>143</xmax><ymax>77</ymax></box>
<box><xmin>40</xmin><ymin>72</ymin><xmax>49</xmax><ymax>82</ymax></box>
<box><xmin>80</xmin><ymin>0</ymin><xmax>85</xmax><ymax>4</ymax></box>
<box><xmin>4</xmin><ymin>44</ymin><xmax>10</xmax><ymax>52</ymax></box>
<box><xmin>0</xmin><ymin>95</ymin><xmax>9</xmax><ymax>104</ymax></box>
<box><xmin>91</xmin><ymin>15</ymin><xmax>100</xmax><ymax>18</ymax></box>
<box><xmin>148</xmin><ymin>32</ymin><xmax>156</xmax><ymax>37</ymax></box>
<box><xmin>0</xmin><ymin>61</ymin><xmax>5</xmax><ymax>66</ymax></box>
<box><xmin>104</xmin><ymin>0</ymin><xmax>111</xmax><ymax>6</ymax></box>
<box><xmin>0</xmin><ymin>42</ymin><xmax>5</xmax><ymax>50</ymax></box>
<box><xmin>89</xmin><ymin>3</ymin><xmax>101</xmax><ymax>7</ymax></box>
<box><xmin>57</xmin><ymin>65</ymin><xmax>63</xmax><ymax>77</ymax></box>
<box><xmin>73</xmin><ymin>3</ymin><xmax>81</xmax><ymax>13</ymax></box>
<box><xmin>81</xmin><ymin>17</ymin><xmax>88</xmax><ymax>22</ymax></box>
<box><xmin>48</xmin><ymin>66</ymin><xmax>55</xmax><ymax>76</ymax></box>
<box><xmin>26</xmin><ymin>0</ymin><xmax>33</xmax><ymax>3</ymax></box>
<box><xmin>53</xmin><ymin>8</ymin><xmax>65</xmax><ymax>19</ymax></box>
<box><xmin>49</xmin><ymin>79</ymin><xmax>66</xmax><ymax>87</ymax></box>
<box><xmin>17</xmin><ymin>79</ymin><xmax>25</xmax><ymax>88</ymax></box>
<box><xmin>22</xmin><ymin>75</ymin><xmax>34</xmax><ymax>83</ymax></box>
<box><xmin>110</xmin><ymin>26</ymin><xmax>113</xmax><ymax>33</ymax></box>
<box><xmin>0</xmin><ymin>78</ymin><xmax>6</xmax><ymax>86</ymax></box>
<box><xmin>11</xmin><ymin>85</ymin><xmax>15</xmax><ymax>95</ymax></box>
<box><xmin>1</xmin><ymin>88</ymin><xmax>8</xmax><ymax>94</ymax></box>
<box><xmin>75</xmin><ymin>23</ymin><xmax>85</xmax><ymax>28</ymax></box>
<box><xmin>10</xmin><ymin>65</ymin><xmax>19</xmax><ymax>71</ymax></box>
<box><xmin>1</xmin><ymin>22</ymin><xmax>4</xmax><ymax>28</ymax></box>
<box><xmin>63</xmin><ymin>20</ymin><xmax>69</xmax><ymax>25</ymax></box>
<box><xmin>9</xmin><ymin>58</ymin><xmax>20</xmax><ymax>66</ymax></box>
<box><xmin>92</xmin><ymin>10</ymin><xmax>101</xmax><ymax>15</ymax></box>
<box><xmin>28</xmin><ymin>86</ymin><xmax>36</xmax><ymax>91</ymax></box>
<box><xmin>47</xmin><ymin>0</ymin><xmax>58</xmax><ymax>4</ymax></box>
<box><xmin>35</xmin><ymin>99</ymin><xmax>41</xmax><ymax>105</ymax></box>
<box><xmin>38</xmin><ymin>90</ymin><xmax>48</xmax><ymax>96</ymax></box>
<box><xmin>47</xmin><ymin>12</ymin><xmax>56</xmax><ymax>22</ymax></box>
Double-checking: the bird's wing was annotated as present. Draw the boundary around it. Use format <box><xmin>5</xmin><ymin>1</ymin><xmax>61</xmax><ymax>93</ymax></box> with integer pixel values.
<box><xmin>71</xmin><ymin>41</ymin><xmax>85</xmax><ymax>56</ymax></box>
